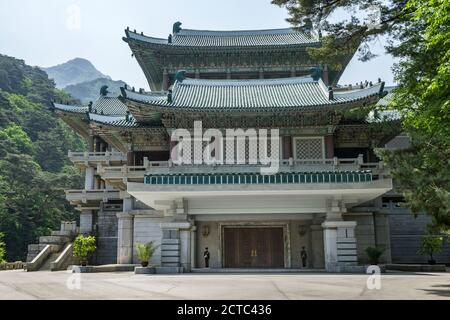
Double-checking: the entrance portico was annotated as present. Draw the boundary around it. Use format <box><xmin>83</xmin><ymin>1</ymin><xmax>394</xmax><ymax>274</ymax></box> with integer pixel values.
<box><xmin>125</xmin><ymin>175</ymin><xmax>391</xmax><ymax>272</ymax></box>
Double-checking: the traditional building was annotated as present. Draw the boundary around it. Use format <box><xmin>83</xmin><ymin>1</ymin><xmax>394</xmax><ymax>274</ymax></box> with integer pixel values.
<box><xmin>50</xmin><ymin>22</ymin><xmax>449</xmax><ymax>272</ymax></box>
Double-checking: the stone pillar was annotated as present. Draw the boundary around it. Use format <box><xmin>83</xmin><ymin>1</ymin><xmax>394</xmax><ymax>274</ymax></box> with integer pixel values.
<box><xmin>117</xmin><ymin>198</ymin><xmax>134</xmax><ymax>264</ymax></box>
<box><xmin>322</xmin><ymin>221</ymin><xmax>358</xmax><ymax>272</ymax></box>
<box><xmin>160</xmin><ymin>222</ymin><xmax>192</xmax><ymax>272</ymax></box>
<box><xmin>310</xmin><ymin>223</ymin><xmax>325</xmax><ymax>269</ymax></box>
<box><xmin>190</xmin><ymin>226</ymin><xmax>197</xmax><ymax>269</ymax></box>
<box><xmin>291</xmin><ymin>68</ymin><xmax>296</xmax><ymax>77</ymax></box>
<box><xmin>226</xmin><ymin>69</ymin><xmax>231</xmax><ymax>80</ymax></box>
<box><xmin>195</xmin><ymin>69</ymin><xmax>200</xmax><ymax>79</ymax></box>
<box><xmin>80</xmin><ymin>210</ymin><xmax>94</xmax><ymax>235</ymax></box>
<box><xmin>85</xmin><ymin>167</ymin><xmax>95</xmax><ymax>190</ymax></box>
<box><xmin>259</xmin><ymin>68</ymin><xmax>264</xmax><ymax>79</ymax></box>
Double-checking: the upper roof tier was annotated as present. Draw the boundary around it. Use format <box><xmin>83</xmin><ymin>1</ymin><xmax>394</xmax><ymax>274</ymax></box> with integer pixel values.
<box><xmin>125</xmin><ymin>27</ymin><xmax>320</xmax><ymax>47</ymax></box>
<box><xmin>122</xmin><ymin>76</ymin><xmax>384</xmax><ymax>113</ymax></box>
<box><xmin>123</xmin><ymin>23</ymin><xmax>356</xmax><ymax>91</ymax></box>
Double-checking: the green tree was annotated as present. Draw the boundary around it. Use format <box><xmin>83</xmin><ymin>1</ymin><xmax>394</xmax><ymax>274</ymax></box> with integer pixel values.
<box><xmin>274</xmin><ymin>0</ymin><xmax>450</xmax><ymax>231</ymax></box>
<box><xmin>73</xmin><ymin>235</ymin><xmax>97</xmax><ymax>265</ymax></box>
<box><xmin>0</xmin><ymin>233</ymin><xmax>6</xmax><ymax>263</ymax></box>
<box><xmin>0</xmin><ymin>124</ymin><xmax>34</xmax><ymax>157</ymax></box>
<box><xmin>0</xmin><ymin>54</ymin><xmax>85</xmax><ymax>261</ymax></box>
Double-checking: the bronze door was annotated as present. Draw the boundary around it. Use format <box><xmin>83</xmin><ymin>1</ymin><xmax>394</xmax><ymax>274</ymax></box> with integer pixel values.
<box><xmin>224</xmin><ymin>227</ymin><xmax>284</xmax><ymax>268</ymax></box>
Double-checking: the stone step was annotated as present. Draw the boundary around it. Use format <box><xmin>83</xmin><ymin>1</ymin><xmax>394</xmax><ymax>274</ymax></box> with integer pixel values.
<box><xmin>51</xmin><ymin>230</ymin><xmax>75</xmax><ymax>237</ymax></box>
<box><xmin>39</xmin><ymin>252</ymin><xmax>61</xmax><ymax>271</ymax></box>
<box><xmin>161</xmin><ymin>239</ymin><xmax>180</xmax><ymax>245</ymax></box>
<box><xmin>27</xmin><ymin>244</ymin><xmax>61</xmax><ymax>262</ymax></box>
<box><xmin>39</xmin><ymin>235</ymin><xmax>71</xmax><ymax>245</ymax></box>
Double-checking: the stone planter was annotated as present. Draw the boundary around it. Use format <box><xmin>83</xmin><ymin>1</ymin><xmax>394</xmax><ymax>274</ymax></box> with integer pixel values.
<box><xmin>135</xmin><ymin>266</ymin><xmax>156</xmax><ymax>275</ymax></box>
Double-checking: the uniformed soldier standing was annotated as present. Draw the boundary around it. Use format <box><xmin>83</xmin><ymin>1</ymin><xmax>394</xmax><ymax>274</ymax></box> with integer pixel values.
<box><xmin>204</xmin><ymin>247</ymin><xmax>210</xmax><ymax>268</ymax></box>
<box><xmin>300</xmin><ymin>246</ymin><xmax>307</xmax><ymax>268</ymax></box>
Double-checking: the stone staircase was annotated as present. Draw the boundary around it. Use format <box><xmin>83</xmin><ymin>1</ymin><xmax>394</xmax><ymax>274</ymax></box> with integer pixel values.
<box><xmin>26</xmin><ymin>222</ymin><xmax>78</xmax><ymax>272</ymax></box>
<box><xmin>39</xmin><ymin>252</ymin><xmax>61</xmax><ymax>271</ymax></box>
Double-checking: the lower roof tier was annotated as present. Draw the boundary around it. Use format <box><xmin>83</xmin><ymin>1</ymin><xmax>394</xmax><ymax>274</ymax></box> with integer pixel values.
<box><xmin>122</xmin><ymin>75</ymin><xmax>385</xmax><ymax>113</ymax></box>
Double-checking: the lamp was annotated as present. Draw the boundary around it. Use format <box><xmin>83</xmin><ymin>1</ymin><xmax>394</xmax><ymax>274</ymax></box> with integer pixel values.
<box><xmin>298</xmin><ymin>225</ymin><xmax>307</xmax><ymax>237</ymax></box>
<box><xmin>202</xmin><ymin>225</ymin><xmax>210</xmax><ymax>237</ymax></box>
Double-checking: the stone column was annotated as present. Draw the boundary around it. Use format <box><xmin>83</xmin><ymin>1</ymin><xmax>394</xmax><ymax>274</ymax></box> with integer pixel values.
<box><xmin>80</xmin><ymin>210</ymin><xmax>94</xmax><ymax>235</ymax></box>
<box><xmin>85</xmin><ymin>167</ymin><xmax>95</xmax><ymax>190</ymax></box>
<box><xmin>259</xmin><ymin>68</ymin><xmax>264</xmax><ymax>79</ymax></box>
<box><xmin>322</xmin><ymin>221</ymin><xmax>358</xmax><ymax>272</ymax></box>
<box><xmin>310</xmin><ymin>223</ymin><xmax>325</xmax><ymax>269</ymax></box>
<box><xmin>160</xmin><ymin>221</ymin><xmax>192</xmax><ymax>272</ymax></box>
<box><xmin>117</xmin><ymin>198</ymin><xmax>134</xmax><ymax>264</ymax></box>
<box><xmin>190</xmin><ymin>226</ymin><xmax>197</xmax><ymax>269</ymax></box>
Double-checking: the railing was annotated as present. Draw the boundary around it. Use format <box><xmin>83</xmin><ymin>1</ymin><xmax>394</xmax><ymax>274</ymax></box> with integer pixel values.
<box><xmin>68</xmin><ymin>151</ymin><xmax>127</xmax><ymax>164</ymax></box>
<box><xmin>65</xmin><ymin>189</ymin><xmax>121</xmax><ymax>203</ymax></box>
<box><xmin>97</xmin><ymin>156</ymin><xmax>388</xmax><ymax>182</ymax></box>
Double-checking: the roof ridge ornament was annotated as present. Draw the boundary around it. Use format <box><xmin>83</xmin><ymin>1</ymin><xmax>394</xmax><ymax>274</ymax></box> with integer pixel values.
<box><xmin>175</xmin><ymin>70</ymin><xmax>187</xmax><ymax>83</ymax></box>
<box><xmin>310</xmin><ymin>66</ymin><xmax>322</xmax><ymax>81</ymax></box>
<box><xmin>100</xmin><ymin>85</ymin><xmax>109</xmax><ymax>96</ymax></box>
<box><xmin>173</xmin><ymin>21</ymin><xmax>182</xmax><ymax>35</ymax></box>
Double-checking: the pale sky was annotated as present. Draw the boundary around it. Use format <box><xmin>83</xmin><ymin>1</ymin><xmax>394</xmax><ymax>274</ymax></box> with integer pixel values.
<box><xmin>0</xmin><ymin>0</ymin><xmax>396</xmax><ymax>90</ymax></box>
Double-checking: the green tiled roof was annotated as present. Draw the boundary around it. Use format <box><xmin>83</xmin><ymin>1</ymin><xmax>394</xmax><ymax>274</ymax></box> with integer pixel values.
<box><xmin>145</xmin><ymin>171</ymin><xmax>373</xmax><ymax>185</ymax></box>
<box><xmin>123</xmin><ymin>77</ymin><xmax>383</xmax><ymax>112</ymax></box>
<box><xmin>53</xmin><ymin>103</ymin><xmax>88</xmax><ymax>114</ymax></box>
<box><xmin>54</xmin><ymin>94</ymin><xmax>128</xmax><ymax>116</ymax></box>
<box><xmin>91</xmin><ymin>94</ymin><xmax>128</xmax><ymax>116</ymax></box>
<box><xmin>125</xmin><ymin>27</ymin><xmax>320</xmax><ymax>47</ymax></box>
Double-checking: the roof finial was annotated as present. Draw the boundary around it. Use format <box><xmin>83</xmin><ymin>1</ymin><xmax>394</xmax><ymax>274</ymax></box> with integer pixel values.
<box><xmin>100</xmin><ymin>85</ymin><xmax>109</xmax><ymax>96</ymax></box>
<box><xmin>167</xmin><ymin>89</ymin><xmax>173</xmax><ymax>103</ymax></box>
<box><xmin>168</xmin><ymin>34</ymin><xmax>173</xmax><ymax>44</ymax></box>
<box><xmin>173</xmin><ymin>21</ymin><xmax>182</xmax><ymax>34</ymax></box>
<box><xmin>175</xmin><ymin>70</ymin><xmax>186</xmax><ymax>83</ymax></box>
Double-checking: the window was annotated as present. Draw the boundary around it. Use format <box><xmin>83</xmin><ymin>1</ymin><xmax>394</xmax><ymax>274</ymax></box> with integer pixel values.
<box><xmin>293</xmin><ymin>137</ymin><xmax>325</xmax><ymax>160</ymax></box>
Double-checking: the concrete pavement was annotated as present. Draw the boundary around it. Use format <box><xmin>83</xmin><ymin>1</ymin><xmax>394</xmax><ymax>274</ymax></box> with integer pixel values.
<box><xmin>0</xmin><ymin>270</ymin><xmax>449</xmax><ymax>300</ymax></box>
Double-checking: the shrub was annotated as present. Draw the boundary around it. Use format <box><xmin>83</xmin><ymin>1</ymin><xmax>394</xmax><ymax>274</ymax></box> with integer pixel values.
<box><xmin>135</xmin><ymin>241</ymin><xmax>159</xmax><ymax>266</ymax></box>
<box><xmin>365</xmin><ymin>247</ymin><xmax>385</xmax><ymax>265</ymax></box>
<box><xmin>418</xmin><ymin>235</ymin><xmax>443</xmax><ymax>262</ymax></box>
<box><xmin>0</xmin><ymin>232</ymin><xmax>6</xmax><ymax>264</ymax></box>
<box><xmin>73</xmin><ymin>235</ymin><xmax>96</xmax><ymax>262</ymax></box>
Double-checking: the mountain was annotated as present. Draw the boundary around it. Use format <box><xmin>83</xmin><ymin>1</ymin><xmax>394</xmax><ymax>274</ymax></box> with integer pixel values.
<box><xmin>42</xmin><ymin>58</ymin><xmax>109</xmax><ymax>89</ymax></box>
<box><xmin>64</xmin><ymin>78</ymin><xmax>126</xmax><ymax>104</ymax></box>
<box><xmin>0</xmin><ymin>54</ymin><xmax>84</xmax><ymax>261</ymax></box>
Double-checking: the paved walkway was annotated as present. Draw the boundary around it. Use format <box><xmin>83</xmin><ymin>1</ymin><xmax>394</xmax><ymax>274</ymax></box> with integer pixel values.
<box><xmin>0</xmin><ymin>270</ymin><xmax>449</xmax><ymax>300</ymax></box>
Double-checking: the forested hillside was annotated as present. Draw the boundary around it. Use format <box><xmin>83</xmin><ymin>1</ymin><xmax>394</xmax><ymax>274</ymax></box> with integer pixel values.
<box><xmin>0</xmin><ymin>54</ymin><xmax>85</xmax><ymax>261</ymax></box>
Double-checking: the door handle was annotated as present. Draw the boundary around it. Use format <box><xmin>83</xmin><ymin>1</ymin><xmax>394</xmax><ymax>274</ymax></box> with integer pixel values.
<box><xmin>251</xmin><ymin>249</ymin><xmax>258</xmax><ymax>257</ymax></box>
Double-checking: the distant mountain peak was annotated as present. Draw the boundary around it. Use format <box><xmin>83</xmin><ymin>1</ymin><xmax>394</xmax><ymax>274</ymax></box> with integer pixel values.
<box><xmin>42</xmin><ymin>58</ymin><xmax>110</xmax><ymax>89</ymax></box>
